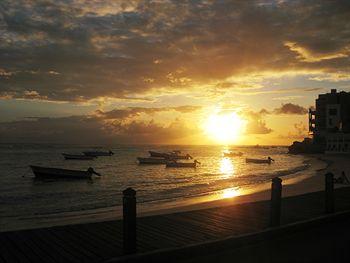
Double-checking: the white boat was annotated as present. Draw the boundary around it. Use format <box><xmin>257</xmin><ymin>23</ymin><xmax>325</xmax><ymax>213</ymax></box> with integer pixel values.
<box><xmin>137</xmin><ymin>157</ymin><xmax>167</xmax><ymax>165</ymax></box>
<box><xmin>83</xmin><ymin>150</ymin><xmax>114</xmax><ymax>157</ymax></box>
<box><xmin>62</xmin><ymin>153</ymin><xmax>95</xmax><ymax>160</ymax></box>
<box><xmin>30</xmin><ymin>166</ymin><xmax>101</xmax><ymax>179</ymax></box>
<box><xmin>246</xmin><ymin>157</ymin><xmax>274</xmax><ymax>164</ymax></box>
<box><xmin>166</xmin><ymin>160</ymin><xmax>200</xmax><ymax>168</ymax></box>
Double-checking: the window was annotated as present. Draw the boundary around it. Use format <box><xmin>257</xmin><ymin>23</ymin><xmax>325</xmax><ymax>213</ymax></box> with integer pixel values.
<box><xmin>329</xmin><ymin>108</ymin><xmax>337</xmax><ymax>115</ymax></box>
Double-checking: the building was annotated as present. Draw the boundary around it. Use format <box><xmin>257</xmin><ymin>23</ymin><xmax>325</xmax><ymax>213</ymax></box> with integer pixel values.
<box><xmin>309</xmin><ymin>89</ymin><xmax>350</xmax><ymax>154</ymax></box>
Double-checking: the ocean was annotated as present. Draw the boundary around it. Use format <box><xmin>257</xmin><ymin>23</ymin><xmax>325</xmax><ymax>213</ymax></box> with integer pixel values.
<box><xmin>0</xmin><ymin>144</ymin><xmax>314</xmax><ymax>231</ymax></box>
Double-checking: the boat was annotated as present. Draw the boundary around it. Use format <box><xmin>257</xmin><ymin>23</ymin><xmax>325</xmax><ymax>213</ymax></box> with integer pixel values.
<box><xmin>245</xmin><ymin>157</ymin><xmax>274</xmax><ymax>164</ymax></box>
<box><xmin>62</xmin><ymin>153</ymin><xmax>95</xmax><ymax>160</ymax></box>
<box><xmin>30</xmin><ymin>166</ymin><xmax>101</xmax><ymax>179</ymax></box>
<box><xmin>166</xmin><ymin>160</ymin><xmax>200</xmax><ymax>168</ymax></box>
<box><xmin>149</xmin><ymin>151</ymin><xmax>170</xmax><ymax>158</ymax></box>
<box><xmin>83</xmin><ymin>150</ymin><xmax>114</xmax><ymax>157</ymax></box>
<box><xmin>137</xmin><ymin>157</ymin><xmax>167</xmax><ymax>165</ymax></box>
<box><xmin>223</xmin><ymin>151</ymin><xmax>243</xmax><ymax>157</ymax></box>
<box><xmin>148</xmin><ymin>151</ymin><xmax>192</xmax><ymax>160</ymax></box>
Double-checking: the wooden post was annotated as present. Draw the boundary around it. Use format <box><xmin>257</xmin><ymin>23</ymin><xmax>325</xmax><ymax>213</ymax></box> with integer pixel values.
<box><xmin>270</xmin><ymin>177</ymin><xmax>282</xmax><ymax>227</ymax></box>
<box><xmin>325</xmin><ymin>172</ymin><xmax>334</xmax><ymax>214</ymax></box>
<box><xmin>123</xmin><ymin>187</ymin><xmax>137</xmax><ymax>254</ymax></box>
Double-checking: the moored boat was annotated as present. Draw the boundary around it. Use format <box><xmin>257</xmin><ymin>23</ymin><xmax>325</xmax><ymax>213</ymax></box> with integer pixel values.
<box><xmin>148</xmin><ymin>151</ymin><xmax>170</xmax><ymax>158</ymax></box>
<box><xmin>30</xmin><ymin>166</ymin><xmax>101</xmax><ymax>179</ymax></box>
<box><xmin>62</xmin><ymin>153</ymin><xmax>95</xmax><ymax>160</ymax></box>
<box><xmin>246</xmin><ymin>157</ymin><xmax>274</xmax><ymax>164</ymax></box>
<box><xmin>137</xmin><ymin>157</ymin><xmax>167</xmax><ymax>165</ymax></box>
<box><xmin>83</xmin><ymin>150</ymin><xmax>114</xmax><ymax>157</ymax></box>
<box><xmin>149</xmin><ymin>151</ymin><xmax>192</xmax><ymax>160</ymax></box>
<box><xmin>166</xmin><ymin>160</ymin><xmax>200</xmax><ymax>168</ymax></box>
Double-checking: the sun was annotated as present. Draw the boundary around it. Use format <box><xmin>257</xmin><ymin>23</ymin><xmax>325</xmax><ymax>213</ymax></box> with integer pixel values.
<box><xmin>204</xmin><ymin>112</ymin><xmax>246</xmax><ymax>144</ymax></box>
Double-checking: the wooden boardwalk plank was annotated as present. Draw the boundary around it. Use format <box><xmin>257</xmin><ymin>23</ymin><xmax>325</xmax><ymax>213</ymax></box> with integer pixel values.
<box><xmin>1</xmin><ymin>187</ymin><xmax>350</xmax><ymax>262</ymax></box>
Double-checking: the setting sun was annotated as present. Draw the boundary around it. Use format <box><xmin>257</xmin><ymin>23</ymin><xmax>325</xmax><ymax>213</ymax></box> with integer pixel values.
<box><xmin>204</xmin><ymin>112</ymin><xmax>246</xmax><ymax>144</ymax></box>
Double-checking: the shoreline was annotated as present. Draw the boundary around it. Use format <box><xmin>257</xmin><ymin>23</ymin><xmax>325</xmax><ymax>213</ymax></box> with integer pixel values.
<box><xmin>142</xmin><ymin>154</ymin><xmax>350</xmax><ymax>217</ymax></box>
<box><xmin>2</xmin><ymin>154</ymin><xmax>349</xmax><ymax>232</ymax></box>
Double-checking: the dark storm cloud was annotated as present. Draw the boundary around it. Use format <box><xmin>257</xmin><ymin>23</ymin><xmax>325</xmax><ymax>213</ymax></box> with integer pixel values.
<box><xmin>0</xmin><ymin>0</ymin><xmax>350</xmax><ymax>101</ymax></box>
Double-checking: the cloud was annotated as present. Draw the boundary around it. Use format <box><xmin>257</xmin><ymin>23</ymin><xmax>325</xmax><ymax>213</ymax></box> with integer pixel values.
<box><xmin>244</xmin><ymin>111</ymin><xmax>273</xmax><ymax>135</ymax></box>
<box><xmin>95</xmin><ymin>105</ymin><xmax>201</xmax><ymax>120</ymax></box>
<box><xmin>284</xmin><ymin>41</ymin><xmax>348</xmax><ymax>62</ymax></box>
<box><xmin>277</xmin><ymin>121</ymin><xmax>308</xmax><ymax>140</ymax></box>
<box><xmin>0</xmin><ymin>115</ymin><xmax>197</xmax><ymax>144</ymax></box>
<box><xmin>0</xmin><ymin>0</ymin><xmax>349</xmax><ymax>101</ymax></box>
<box><xmin>273</xmin><ymin>103</ymin><xmax>308</xmax><ymax>115</ymax></box>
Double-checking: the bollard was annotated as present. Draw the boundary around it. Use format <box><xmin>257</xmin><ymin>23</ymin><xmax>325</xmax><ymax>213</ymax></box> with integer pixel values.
<box><xmin>325</xmin><ymin>172</ymin><xmax>334</xmax><ymax>214</ymax></box>
<box><xmin>270</xmin><ymin>177</ymin><xmax>282</xmax><ymax>227</ymax></box>
<box><xmin>123</xmin><ymin>187</ymin><xmax>137</xmax><ymax>254</ymax></box>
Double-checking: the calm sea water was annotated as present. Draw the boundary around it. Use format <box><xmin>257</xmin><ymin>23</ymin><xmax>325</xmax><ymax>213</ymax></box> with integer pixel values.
<box><xmin>0</xmin><ymin>144</ymin><xmax>311</xmax><ymax>231</ymax></box>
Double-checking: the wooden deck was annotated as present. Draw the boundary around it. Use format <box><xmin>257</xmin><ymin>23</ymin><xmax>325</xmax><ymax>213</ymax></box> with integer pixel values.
<box><xmin>1</xmin><ymin>187</ymin><xmax>350</xmax><ymax>263</ymax></box>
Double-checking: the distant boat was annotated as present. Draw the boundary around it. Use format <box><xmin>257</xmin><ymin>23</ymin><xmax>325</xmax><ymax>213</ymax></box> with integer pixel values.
<box><xmin>223</xmin><ymin>151</ymin><xmax>243</xmax><ymax>157</ymax></box>
<box><xmin>83</xmin><ymin>150</ymin><xmax>114</xmax><ymax>157</ymax></box>
<box><xmin>137</xmin><ymin>157</ymin><xmax>167</xmax><ymax>165</ymax></box>
<box><xmin>30</xmin><ymin>166</ymin><xmax>101</xmax><ymax>179</ymax></box>
<box><xmin>149</xmin><ymin>151</ymin><xmax>192</xmax><ymax>160</ymax></box>
<box><xmin>246</xmin><ymin>157</ymin><xmax>274</xmax><ymax>164</ymax></box>
<box><xmin>166</xmin><ymin>160</ymin><xmax>200</xmax><ymax>168</ymax></box>
<box><xmin>62</xmin><ymin>153</ymin><xmax>95</xmax><ymax>160</ymax></box>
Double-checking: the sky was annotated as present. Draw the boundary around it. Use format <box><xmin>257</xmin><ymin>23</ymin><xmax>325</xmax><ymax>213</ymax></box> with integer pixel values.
<box><xmin>0</xmin><ymin>0</ymin><xmax>350</xmax><ymax>145</ymax></box>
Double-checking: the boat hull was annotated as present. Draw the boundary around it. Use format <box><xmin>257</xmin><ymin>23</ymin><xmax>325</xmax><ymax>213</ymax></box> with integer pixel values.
<box><xmin>245</xmin><ymin>158</ymin><xmax>271</xmax><ymax>164</ymax></box>
<box><xmin>62</xmin><ymin>153</ymin><xmax>95</xmax><ymax>160</ymax></box>
<box><xmin>30</xmin><ymin>166</ymin><xmax>92</xmax><ymax>179</ymax></box>
<box><xmin>83</xmin><ymin>151</ymin><xmax>113</xmax><ymax>157</ymax></box>
<box><xmin>137</xmin><ymin>157</ymin><xmax>167</xmax><ymax>165</ymax></box>
<box><xmin>149</xmin><ymin>151</ymin><xmax>191</xmax><ymax>160</ymax></box>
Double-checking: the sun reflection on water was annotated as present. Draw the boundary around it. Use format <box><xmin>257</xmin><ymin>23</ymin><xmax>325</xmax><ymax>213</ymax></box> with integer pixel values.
<box><xmin>220</xmin><ymin>157</ymin><xmax>234</xmax><ymax>178</ymax></box>
<box><xmin>222</xmin><ymin>188</ymin><xmax>240</xmax><ymax>198</ymax></box>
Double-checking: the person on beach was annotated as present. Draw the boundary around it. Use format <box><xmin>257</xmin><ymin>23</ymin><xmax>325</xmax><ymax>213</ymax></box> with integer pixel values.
<box><xmin>334</xmin><ymin>171</ymin><xmax>350</xmax><ymax>184</ymax></box>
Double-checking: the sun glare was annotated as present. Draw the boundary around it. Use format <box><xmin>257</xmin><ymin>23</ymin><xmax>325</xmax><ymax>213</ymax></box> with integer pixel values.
<box><xmin>204</xmin><ymin>112</ymin><xmax>246</xmax><ymax>144</ymax></box>
<box><xmin>222</xmin><ymin>188</ymin><xmax>240</xmax><ymax>199</ymax></box>
<box><xmin>220</xmin><ymin>158</ymin><xmax>235</xmax><ymax>178</ymax></box>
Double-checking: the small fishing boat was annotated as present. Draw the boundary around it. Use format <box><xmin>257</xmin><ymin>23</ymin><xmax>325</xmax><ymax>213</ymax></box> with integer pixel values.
<box><xmin>137</xmin><ymin>157</ymin><xmax>167</xmax><ymax>165</ymax></box>
<box><xmin>223</xmin><ymin>151</ymin><xmax>243</xmax><ymax>157</ymax></box>
<box><xmin>30</xmin><ymin>166</ymin><xmax>101</xmax><ymax>179</ymax></box>
<box><xmin>166</xmin><ymin>160</ymin><xmax>200</xmax><ymax>168</ymax></box>
<box><xmin>149</xmin><ymin>151</ymin><xmax>192</xmax><ymax>160</ymax></box>
<box><xmin>83</xmin><ymin>150</ymin><xmax>114</xmax><ymax>157</ymax></box>
<box><xmin>62</xmin><ymin>153</ymin><xmax>95</xmax><ymax>160</ymax></box>
<box><xmin>149</xmin><ymin>151</ymin><xmax>170</xmax><ymax>158</ymax></box>
<box><xmin>246</xmin><ymin>157</ymin><xmax>274</xmax><ymax>164</ymax></box>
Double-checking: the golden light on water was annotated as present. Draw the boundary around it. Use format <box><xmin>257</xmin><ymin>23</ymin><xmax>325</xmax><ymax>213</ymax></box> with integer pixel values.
<box><xmin>204</xmin><ymin>112</ymin><xmax>246</xmax><ymax>144</ymax></box>
<box><xmin>222</xmin><ymin>188</ymin><xmax>240</xmax><ymax>199</ymax></box>
<box><xmin>220</xmin><ymin>157</ymin><xmax>234</xmax><ymax>178</ymax></box>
